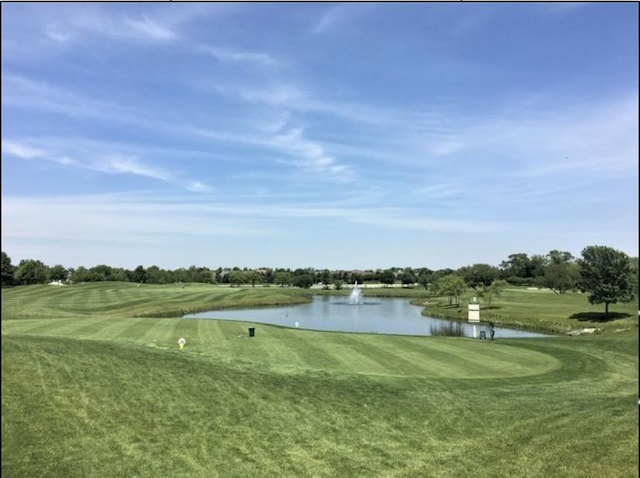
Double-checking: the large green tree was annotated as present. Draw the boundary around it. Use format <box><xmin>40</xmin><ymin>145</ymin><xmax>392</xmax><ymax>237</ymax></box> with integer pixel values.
<box><xmin>129</xmin><ymin>265</ymin><xmax>147</xmax><ymax>284</ymax></box>
<box><xmin>541</xmin><ymin>250</ymin><xmax>579</xmax><ymax>293</ymax></box>
<box><xmin>478</xmin><ymin>279</ymin><xmax>508</xmax><ymax>308</ymax></box>
<box><xmin>227</xmin><ymin>270</ymin><xmax>247</xmax><ymax>287</ymax></box>
<box><xmin>48</xmin><ymin>264</ymin><xmax>68</xmax><ymax>282</ymax></box>
<box><xmin>578</xmin><ymin>245</ymin><xmax>636</xmax><ymax>316</ymax></box>
<box><xmin>378</xmin><ymin>269</ymin><xmax>396</xmax><ymax>287</ymax></box>
<box><xmin>459</xmin><ymin>263</ymin><xmax>499</xmax><ymax>290</ymax></box>
<box><xmin>431</xmin><ymin>274</ymin><xmax>466</xmax><ymax>306</ymax></box>
<box><xmin>274</xmin><ymin>271</ymin><xmax>292</xmax><ymax>288</ymax></box>
<box><xmin>292</xmin><ymin>273</ymin><xmax>314</xmax><ymax>289</ymax></box>
<box><xmin>2</xmin><ymin>251</ymin><xmax>15</xmax><ymax>287</ymax></box>
<box><xmin>399</xmin><ymin>268</ymin><xmax>417</xmax><ymax>287</ymax></box>
<box><xmin>14</xmin><ymin>259</ymin><xmax>48</xmax><ymax>285</ymax></box>
<box><xmin>499</xmin><ymin>253</ymin><xmax>532</xmax><ymax>279</ymax></box>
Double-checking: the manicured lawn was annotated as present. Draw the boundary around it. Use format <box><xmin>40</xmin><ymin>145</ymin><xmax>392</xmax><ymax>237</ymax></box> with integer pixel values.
<box><xmin>2</xmin><ymin>283</ymin><xmax>638</xmax><ymax>477</ymax></box>
<box><xmin>358</xmin><ymin>285</ymin><xmax>638</xmax><ymax>335</ymax></box>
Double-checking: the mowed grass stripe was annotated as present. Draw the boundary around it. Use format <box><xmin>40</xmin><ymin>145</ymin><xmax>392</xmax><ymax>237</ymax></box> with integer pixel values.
<box><xmin>343</xmin><ymin>335</ymin><xmax>457</xmax><ymax>377</ymax></box>
<box><xmin>69</xmin><ymin>317</ymin><xmax>125</xmax><ymax>338</ymax></box>
<box><xmin>1</xmin><ymin>318</ymin><xmax>62</xmax><ymax>335</ymax></box>
<box><xmin>285</xmin><ymin>331</ymin><xmax>381</xmax><ymax>374</ymax></box>
<box><xmin>267</xmin><ymin>329</ymin><xmax>347</xmax><ymax>372</ymax></box>
<box><xmin>359</xmin><ymin>335</ymin><xmax>483</xmax><ymax>377</ymax></box>
<box><xmin>384</xmin><ymin>335</ymin><xmax>560</xmax><ymax>378</ymax></box>
<box><xmin>325</xmin><ymin>333</ymin><xmax>424</xmax><ymax>376</ymax></box>
<box><xmin>328</xmin><ymin>334</ymin><xmax>470</xmax><ymax>377</ymax></box>
<box><xmin>3</xmin><ymin>318</ymin><xmax>84</xmax><ymax>337</ymax></box>
<box><xmin>3</xmin><ymin>317</ymin><xmax>560</xmax><ymax>379</ymax></box>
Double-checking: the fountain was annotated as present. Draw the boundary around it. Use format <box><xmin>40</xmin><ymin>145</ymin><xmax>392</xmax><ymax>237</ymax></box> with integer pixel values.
<box><xmin>348</xmin><ymin>281</ymin><xmax>364</xmax><ymax>305</ymax></box>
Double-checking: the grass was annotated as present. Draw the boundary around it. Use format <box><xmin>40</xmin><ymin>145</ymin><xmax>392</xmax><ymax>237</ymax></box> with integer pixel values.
<box><xmin>413</xmin><ymin>287</ymin><xmax>638</xmax><ymax>335</ymax></box>
<box><xmin>2</xmin><ymin>283</ymin><xmax>639</xmax><ymax>477</ymax></box>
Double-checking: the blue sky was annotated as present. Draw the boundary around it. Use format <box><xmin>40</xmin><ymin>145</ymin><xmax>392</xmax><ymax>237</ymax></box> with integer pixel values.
<box><xmin>2</xmin><ymin>2</ymin><xmax>638</xmax><ymax>271</ymax></box>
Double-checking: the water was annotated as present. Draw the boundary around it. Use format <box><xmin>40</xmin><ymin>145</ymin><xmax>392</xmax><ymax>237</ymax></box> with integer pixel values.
<box><xmin>183</xmin><ymin>296</ymin><xmax>548</xmax><ymax>338</ymax></box>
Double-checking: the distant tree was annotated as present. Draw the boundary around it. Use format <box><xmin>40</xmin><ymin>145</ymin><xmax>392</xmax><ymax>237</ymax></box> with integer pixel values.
<box><xmin>332</xmin><ymin>270</ymin><xmax>348</xmax><ymax>282</ymax></box>
<box><xmin>111</xmin><ymin>268</ymin><xmax>130</xmax><ymax>282</ymax></box>
<box><xmin>89</xmin><ymin>264</ymin><xmax>113</xmax><ymax>282</ymax></box>
<box><xmin>145</xmin><ymin>265</ymin><xmax>165</xmax><ymax>284</ymax></box>
<box><xmin>1</xmin><ymin>252</ymin><xmax>15</xmax><ymax>287</ymax></box>
<box><xmin>529</xmin><ymin>254</ymin><xmax>548</xmax><ymax>280</ymax></box>
<box><xmin>499</xmin><ymin>253</ymin><xmax>548</xmax><ymax>285</ymax></box>
<box><xmin>547</xmin><ymin>250</ymin><xmax>574</xmax><ymax>265</ymax></box>
<box><xmin>629</xmin><ymin>257</ymin><xmax>639</xmax><ymax>291</ymax></box>
<box><xmin>432</xmin><ymin>274</ymin><xmax>466</xmax><ymax>306</ymax></box>
<box><xmin>292</xmin><ymin>273</ymin><xmax>314</xmax><ymax>289</ymax></box>
<box><xmin>379</xmin><ymin>269</ymin><xmax>396</xmax><ymax>287</ymax></box>
<box><xmin>185</xmin><ymin>265</ymin><xmax>213</xmax><ymax>283</ymax></box>
<box><xmin>274</xmin><ymin>271</ymin><xmax>292</xmax><ymax>288</ymax></box>
<box><xmin>416</xmin><ymin>268</ymin><xmax>433</xmax><ymax>289</ymax></box>
<box><xmin>578</xmin><ymin>245</ymin><xmax>636</xmax><ymax>316</ymax></box>
<box><xmin>48</xmin><ymin>264</ymin><xmax>68</xmax><ymax>282</ymax></box>
<box><xmin>171</xmin><ymin>268</ymin><xmax>188</xmax><ymax>283</ymax></box>
<box><xmin>262</xmin><ymin>268</ymin><xmax>274</xmax><ymax>285</ymax></box>
<box><xmin>542</xmin><ymin>262</ymin><xmax>580</xmax><ymax>294</ymax></box>
<box><xmin>499</xmin><ymin>253</ymin><xmax>532</xmax><ymax>280</ymax></box>
<box><xmin>247</xmin><ymin>271</ymin><xmax>262</xmax><ymax>288</ymax></box>
<box><xmin>350</xmin><ymin>272</ymin><xmax>365</xmax><ymax>285</ymax></box>
<box><xmin>71</xmin><ymin>266</ymin><xmax>90</xmax><ymax>283</ymax></box>
<box><xmin>459</xmin><ymin>263</ymin><xmax>498</xmax><ymax>290</ymax></box>
<box><xmin>399</xmin><ymin>269</ymin><xmax>417</xmax><ymax>287</ymax></box>
<box><xmin>228</xmin><ymin>270</ymin><xmax>246</xmax><ymax>287</ymax></box>
<box><xmin>431</xmin><ymin>268</ymin><xmax>455</xmax><ymax>283</ymax></box>
<box><xmin>333</xmin><ymin>280</ymin><xmax>344</xmax><ymax>290</ymax></box>
<box><xmin>478</xmin><ymin>279</ymin><xmax>508</xmax><ymax>308</ymax></box>
<box><xmin>319</xmin><ymin>269</ymin><xmax>332</xmax><ymax>289</ymax></box>
<box><xmin>129</xmin><ymin>265</ymin><xmax>147</xmax><ymax>284</ymax></box>
<box><xmin>14</xmin><ymin>259</ymin><xmax>48</xmax><ymax>285</ymax></box>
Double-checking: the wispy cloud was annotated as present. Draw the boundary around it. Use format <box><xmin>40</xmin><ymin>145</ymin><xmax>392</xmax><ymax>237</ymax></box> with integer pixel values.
<box><xmin>1</xmin><ymin>192</ymin><xmax>503</xmax><ymax>249</ymax></box>
<box><xmin>124</xmin><ymin>15</ymin><xmax>178</xmax><ymax>42</ymax></box>
<box><xmin>2</xmin><ymin>74</ymin><xmax>147</xmax><ymax>124</ymax></box>
<box><xmin>91</xmin><ymin>154</ymin><xmax>172</xmax><ymax>181</ymax></box>
<box><xmin>44</xmin><ymin>24</ymin><xmax>76</xmax><ymax>43</ymax></box>
<box><xmin>40</xmin><ymin>7</ymin><xmax>182</xmax><ymax>45</ymax></box>
<box><xmin>196</xmin><ymin>124</ymin><xmax>355</xmax><ymax>181</ymax></box>
<box><xmin>271</xmin><ymin>127</ymin><xmax>354</xmax><ymax>179</ymax></box>
<box><xmin>187</xmin><ymin>181</ymin><xmax>213</xmax><ymax>193</ymax></box>
<box><xmin>195</xmin><ymin>44</ymin><xmax>278</xmax><ymax>66</ymax></box>
<box><xmin>2</xmin><ymin>140</ymin><xmax>46</xmax><ymax>159</ymax></box>
<box><xmin>312</xmin><ymin>5</ymin><xmax>352</xmax><ymax>34</ymax></box>
<box><xmin>2</xmin><ymin>138</ymin><xmax>213</xmax><ymax>192</ymax></box>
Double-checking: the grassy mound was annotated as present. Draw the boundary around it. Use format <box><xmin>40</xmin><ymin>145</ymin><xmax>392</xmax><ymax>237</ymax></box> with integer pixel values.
<box><xmin>2</xmin><ymin>283</ymin><xmax>638</xmax><ymax>477</ymax></box>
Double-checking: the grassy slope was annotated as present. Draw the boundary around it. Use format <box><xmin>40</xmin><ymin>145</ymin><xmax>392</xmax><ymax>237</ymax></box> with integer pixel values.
<box><xmin>2</xmin><ymin>283</ymin><xmax>639</xmax><ymax>477</ymax></box>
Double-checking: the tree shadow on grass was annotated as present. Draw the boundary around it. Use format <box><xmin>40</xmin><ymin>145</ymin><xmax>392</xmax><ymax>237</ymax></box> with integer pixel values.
<box><xmin>569</xmin><ymin>312</ymin><xmax>631</xmax><ymax>323</ymax></box>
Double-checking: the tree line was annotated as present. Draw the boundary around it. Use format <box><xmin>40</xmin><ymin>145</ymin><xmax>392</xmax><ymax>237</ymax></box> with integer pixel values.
<box><xmin>2</xmin><ymin>245</ymin><xmax>637</xmax><ymax>316</ymax></box>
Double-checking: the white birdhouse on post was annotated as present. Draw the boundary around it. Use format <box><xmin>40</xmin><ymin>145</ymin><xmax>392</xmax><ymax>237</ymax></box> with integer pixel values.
<box><xmin>468</xmin><ymin>297</ymin><xmax>480</xmax><ymax>339</ymax></box>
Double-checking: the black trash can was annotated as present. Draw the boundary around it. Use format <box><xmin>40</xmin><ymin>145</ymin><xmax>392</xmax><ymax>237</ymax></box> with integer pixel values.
<box><xmin>248</xmin><ymin>327</ymin><xmax>255</xmax><ymax>337</ymax></box>
<box><xmin>479</xmin><ymin>331</ymin><xmax>486</xmax><ymax>340</ymax></box>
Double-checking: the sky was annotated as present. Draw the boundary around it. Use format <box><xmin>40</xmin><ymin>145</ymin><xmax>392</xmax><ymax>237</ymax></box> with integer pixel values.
<box><xmin>2</xmin><ymin>2</ymin><xmax>638</xmax><ymax>272</ymax></box>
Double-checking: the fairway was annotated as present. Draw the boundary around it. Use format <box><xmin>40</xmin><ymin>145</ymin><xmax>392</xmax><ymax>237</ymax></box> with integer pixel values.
<box><xmin>2</xmin><ymin>283</ymin><xmax>638</xmax><ymax>477</ymax></box>
<box><xmin>2</xmin><ymin>317</ymin><xmax>560</xmax><ymax>379</ymax></box>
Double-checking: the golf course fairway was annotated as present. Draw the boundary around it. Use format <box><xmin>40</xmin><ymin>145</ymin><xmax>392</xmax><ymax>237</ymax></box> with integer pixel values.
<box><xmin>2</xmin><ymin>283</ymin><xmax>638</xmax><ymax>477</ymax></box>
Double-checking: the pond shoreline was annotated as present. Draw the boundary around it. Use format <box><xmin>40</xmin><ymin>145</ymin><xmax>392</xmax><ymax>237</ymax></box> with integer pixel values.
<box><xmin>183</xmin><ymin>295</ymin><xmax>549</xmax><ymax>339</ymax></box>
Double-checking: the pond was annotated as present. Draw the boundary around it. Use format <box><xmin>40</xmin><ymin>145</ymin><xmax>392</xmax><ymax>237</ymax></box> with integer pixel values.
<box><xmin>183</xmin><ymin>296</ymin><xmax>548</xmax><ymax>338</ymax></box>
